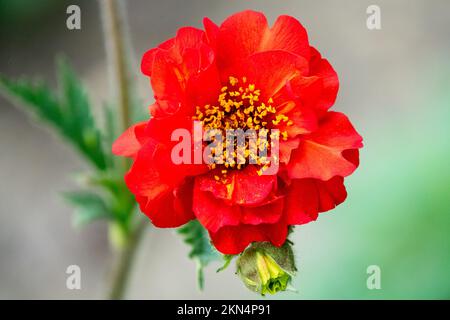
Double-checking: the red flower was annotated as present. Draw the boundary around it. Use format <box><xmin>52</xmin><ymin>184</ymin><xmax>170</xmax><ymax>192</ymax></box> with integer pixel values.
<box><xmin>113</xmin><ymin>10</ymin><xmax>363</xmax><ymax>255</ymax></box>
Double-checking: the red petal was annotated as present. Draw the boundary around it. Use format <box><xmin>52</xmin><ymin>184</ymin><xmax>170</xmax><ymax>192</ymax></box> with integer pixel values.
<box><xmin>285</xmin><ymin>176</ymin><xmax>347</xmax><ymax>225</ymax></box>
<box><xmin>145</xmin><ymin>115</ymin><xmax>192</xmax><ymax>142</ymax></box>
<box><xmin>216</xmin><ymin>10</ymin><xmax>269</xmax><ymax>73</ymax></box>
<box><xmin>277</xmin><ymin>47</ymin><xmax>339</xmax><ymax>116</ymax></box>
<box><xmin>209</xmin><ymin>216</ymin><xmax>288</xmax><ymax>255</ymax></box>
<box><xmin>139</xmin><ymin>178</ymin><xmax>195</xmax><ymax>228</ymax></box>
<box><xmin>215</xmin><ymin>11</ymin><xmax>311</xmax><ymax>75</ymax></box>
<box><xmin>342</xmin><ymin>149</ymin><xmax>360</xmax><ymax>167</ymax></box>
<box><xmin>317</xmin><ymin>176</ymin><xmax>347</xmax><ymax>212</ymax></box>
<box><xmin>148</xmin><ymin>100</ymin><xmax>183</xmax><ymax>118</ymax></box>
<box><xmin>203</xmin><ymin>17</ymin><xmax>219</xmax><ymax>49</ymax></box>
<box><xmin>149</xmin><ymin>27</ymin><xmax>218</xmax><ymax>118</ymax></box>
<box><xmin>193</xmin><ymin>185</ymin><xmax>241</xmax><ymax>233</ymax></box>
<box><xmin>279</xmin><ymin>104</ymin><xmax>318</xmax><ymax>137</ymax></box>
<box><xmin>112</xmin><ymin>121</ymin><xmax>148</xmax><ymax>158</ymax></box>
<box><xmin>125</xmin><ymin>140</ymin><xmax>171</xmax><ymax>202</ymax></box>
<box><xmin>173</xmin><ymin>27</ymin><xmax>206</xmax><ymax>60</ymax></box>
<box><xmin>125</xmin><ymin>137</ymin><xmax>207</xmax><ymax>201</ymax></box>
<box><xmin>306</xmin><ymin>47</ymin><xmax>339</xmax><ymax>113</ymax></box>
<box><xmin>241</xmin><ymin>197</ymin><xmax>284</xmax><ymax>225</ymax></box>
<box><xmin>140</xmin><ymin>38</ymin><xmax>176</xmax><ymax>77</ymax></box>
<box><xmin>193</xmin><ymin>171</ymin><xmax>283</xmax><ymax>233</ymax></box>
<box><xmin>141</xmin><ymin>48</ymin><xmax>158</xmax><ymax>76</ymax></box>
<box><xmin>279</xmin><ymin>137</ymin><xmax>300</xmax><ymax>164</ymax></box>
<box><xmin>185</xmin><ymin>45</ymin><xmax>221</xmax><ymax>108</ymax></box>
<box><xmin>236</xmin><ymin>50</ymin><xmax>308</xmax><ymax>100</ymax></box>
<box><xmin>197</xmin><ymin>166</ymin><xmax>277</xmax><ymax>206</ymax></box>
<box><xmin>151</xmin><ymin>50</ymin><xmax>185</xmax><ymax>103</ymax></box>
<box><xmin>261</xmin><ymin>15</ymin><xmax>310</xmax><ymax>60</ymax></box>
<box><xmin>287</xmin><ymin>112</ymin><xmax>363</xmax><ymax>180</ymax></box>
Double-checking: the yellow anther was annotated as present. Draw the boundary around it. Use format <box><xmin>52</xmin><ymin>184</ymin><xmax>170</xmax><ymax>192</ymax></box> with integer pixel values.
<box><xmin>194</xmin><ymin>75</ymin><xmax>292</xmax><ymax>174</ymax></box>
<box><xmin>229</xmin><ymin>76</ymin><xmax>239</xmax><ymax>86</ymax></box>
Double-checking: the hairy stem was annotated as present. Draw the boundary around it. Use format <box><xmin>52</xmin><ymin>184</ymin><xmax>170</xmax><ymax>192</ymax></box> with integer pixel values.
<box><xmin>108</xmin><ymin>220</ymin><xmax>147</xmax><ymax>300</ymax></box>
<box><xmin>100</xmin><ymin>0</ymin><xmax>132</xmax><ymax>132</ymax></box>
<box><xmin>100</xmin><ymin>0</ymin><xmax>144</xmax><ymax>299</ymax></box>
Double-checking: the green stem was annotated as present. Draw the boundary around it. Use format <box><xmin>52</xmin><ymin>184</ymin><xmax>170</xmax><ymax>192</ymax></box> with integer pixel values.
<box><xmin>108</xmin><ymin>219</ymin><xmax>147</xmax><ymax>300</ymax></box>
<box><xmin>101</xmin><ymin>0</ymin><xmax>132</xmax><ymax>132</ymax></box>
<box><xmin>100</xmin><ymin>0</ymin><xmax>144</xmax><ymax>299</ymax></box>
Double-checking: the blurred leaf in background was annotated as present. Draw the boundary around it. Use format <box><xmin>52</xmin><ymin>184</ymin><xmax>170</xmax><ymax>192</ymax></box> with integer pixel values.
<box><xmin>0</xmin><ymin>58</ymin><xmax>107</xmax><ymax>170</ymax></box>
<box><xmin>178</xmin><ymin>220</ymin><xmax>221</xmax><ymax>290</ymax></box>
<box><xmin>0</xmin><ymin>57</ymin><xmax>138</xmax><ymax>241</ymax></box>
<box><xmin>64</xmin><ymin>190</ymin><xmax>113</xmax><ymax>227</ymax></box>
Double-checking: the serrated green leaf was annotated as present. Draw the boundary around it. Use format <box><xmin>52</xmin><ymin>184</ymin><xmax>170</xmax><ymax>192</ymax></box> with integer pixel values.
<box><xmin>0</xmin><ymin>58</ymin><xmax>107</xmax><ymax>170</ymax></box>
<box><xmin>58</xmin><ymin>58</ymin><xmax>107</xmax><ymax>169</ymax></box>
<box><xmin>64</xmin><ymin>191</ymin><xmax>113</xmax><ymax>227</ymax></box>
<box><xmin>177</xmin><ymin>220</ymin><xmax>221</xmax><ymax>290</ymax></box>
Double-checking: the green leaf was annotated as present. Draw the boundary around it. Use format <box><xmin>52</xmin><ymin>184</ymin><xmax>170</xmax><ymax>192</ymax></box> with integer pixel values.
<box><xmin>0</xmin><ymin>57</ymin><xmax>107</xmax><ymax>170</ymax></box>
<box><xmin>177</xmin><ymin>220</ymin><xmax>221</xmax><ymax>290</ymax></box>
<box><xmin>216</xmin><ymin>254</ymin><xmax>234</xmax><ymax>273</ymax></box>
<box><xmin>88</xmin><ymin>170</ymin><xmax>135</xmax><ymax>222</ymax></box>
<box><xmin>64</xmin><ymin>191</ymin><xmax>113</xmax><ymax>227</ymax></box>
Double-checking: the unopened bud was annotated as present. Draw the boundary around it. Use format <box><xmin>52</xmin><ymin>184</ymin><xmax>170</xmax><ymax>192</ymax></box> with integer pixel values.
<box><xmin>236</xmin><ymin>242</ymin><xmax>296</xmax><ymax>295</ymax></box>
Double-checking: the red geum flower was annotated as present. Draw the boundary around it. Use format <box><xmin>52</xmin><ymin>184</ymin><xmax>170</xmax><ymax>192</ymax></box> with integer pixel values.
<box><xmin>112</xmin><ymin>10</ymin><xmax>363</xmax><ymax>255</ymax></box>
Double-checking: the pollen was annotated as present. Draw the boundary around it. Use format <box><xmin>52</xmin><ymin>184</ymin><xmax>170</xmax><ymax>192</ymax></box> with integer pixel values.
<box><xmin>193</xmin><ymin>76</ymin><xmax>293</xmax><ymax>177</ymax></box>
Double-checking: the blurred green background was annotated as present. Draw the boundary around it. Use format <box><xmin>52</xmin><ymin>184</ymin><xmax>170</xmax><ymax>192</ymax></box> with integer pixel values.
<box><xmin>0</xmin><ymin>0</ymin><xmax>449</xmax><ymax>299</ymax></box>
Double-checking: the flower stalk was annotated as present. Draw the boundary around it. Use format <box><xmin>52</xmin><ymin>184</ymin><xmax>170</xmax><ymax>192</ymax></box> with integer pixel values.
<box><xmin>100</xmin><ymin>0</ymin><xmax>144</xmax><ymax>299</ymax></box>
<box><xmin>100</xmin><ymin>0</ymin><xmax>132</xmax><ymax>133</ymax></box>
<box><xmin>108</xmin><ymin>217</ymin><xmax>147</xmax><ymax>300</ymax></box>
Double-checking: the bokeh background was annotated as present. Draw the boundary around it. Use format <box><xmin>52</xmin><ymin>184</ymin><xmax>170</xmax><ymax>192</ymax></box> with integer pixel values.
<box><xmin>0</xmin><ymin>0</ymin><xmax>449</xmax><ymax>299</ymax></box>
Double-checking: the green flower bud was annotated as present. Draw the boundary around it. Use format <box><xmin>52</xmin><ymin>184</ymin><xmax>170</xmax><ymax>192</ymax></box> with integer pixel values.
<box><xmin>236</xmin><ymin>242</ymin><xmax>296</xmax><ymax>295</ymax></box>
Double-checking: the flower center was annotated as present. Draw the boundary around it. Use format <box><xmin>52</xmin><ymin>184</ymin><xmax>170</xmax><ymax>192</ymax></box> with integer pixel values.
<box><xmin>193</xmin><ymin>76</ymin><xmax>292</xmax><ymax>178</ymax></box>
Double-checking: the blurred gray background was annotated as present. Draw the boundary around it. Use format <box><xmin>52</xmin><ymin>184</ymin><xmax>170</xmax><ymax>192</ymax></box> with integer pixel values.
<box><xmin>1</xmin><ymin>0</ymin><xmax>449</xmax><ymax>299</ymax></box>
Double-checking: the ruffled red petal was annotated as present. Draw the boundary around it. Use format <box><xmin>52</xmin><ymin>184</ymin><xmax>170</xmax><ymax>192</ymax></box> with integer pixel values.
<box><xmin>125</xmin><ymin>137</ymin><xmax>207</xmax><ymax>202</ymax></box>
<box><xmin>125</xmin><ymin>140</ymin><xmax>171</xmax><ymax>202</ymax></box>
<box><xmin>287</xmin><ymin>112</ymin><xmax>363</xmax><ymax>180</ymax></box>
<box><xmin>279</xmin><ymin>137</ymin><xmax>300</xmax><ymax>164</ymax></box>
<box><xmin>285</xmin><ymin>176</ymin><xmax>347</xmax><ymax>225</ymax></box>
<box><xmin>196</xmin><ymin>165</ymin><xmax>277</xmax><ymax>206</ymax></box>
<box><xmin>260</xmin><ymin>15</ymin><xmax>310</xmax><ymax>59</ymax></box>
<box><xmin>234</xmin><ymin>50</ymin><xmax>308</xmax><ymax>100</ymax></box>
<box><xmin>208</xmin><ymin>214</ymin><xmax>288</xmax><ymax>255</ymax></box>
<box><xmin>215</xmin><ymin>10</ymin><xmax>269</xmax><ymax>74</ymax></box>
<box><xmin>144</xmin><ymin>27</ymin><xmax>221</xmax><ymax>118</ymax></box>
<box><xmin>214</xmin><ymin>10</ymin><xmax>310</xmax><ymax>76</ymax></box>
<box><xmin>302</xmin><ymin>47</ymin><xmax>339</xmax><ymax>114</ymax></box>
<box><xmin>112</xmin><ymin>121</ymin><xmax>148</xmax><ymax>158</ymax></box>
<box><xmin>192</xmin><ymin>186</ymin><xmax>241</xmax><ymax>233</ymax></box>
<box><xmin>137</xmin><ymin>178</ymin><xmax>195</xmax><ymax>228</ymax></box>
<box><xmin>193</xmin><ymin>172</ymin><xmax>283</xmax><ymax>233</ymax></box>
<box><xmin>278</xmin><ymin>103</ymin><xmax>318</xmax><ymax>137</ymax></box>
<box><xmin>203</xmin><ymin>17</ymin><xmax>219</xmax><ymax>49</ymax></box>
